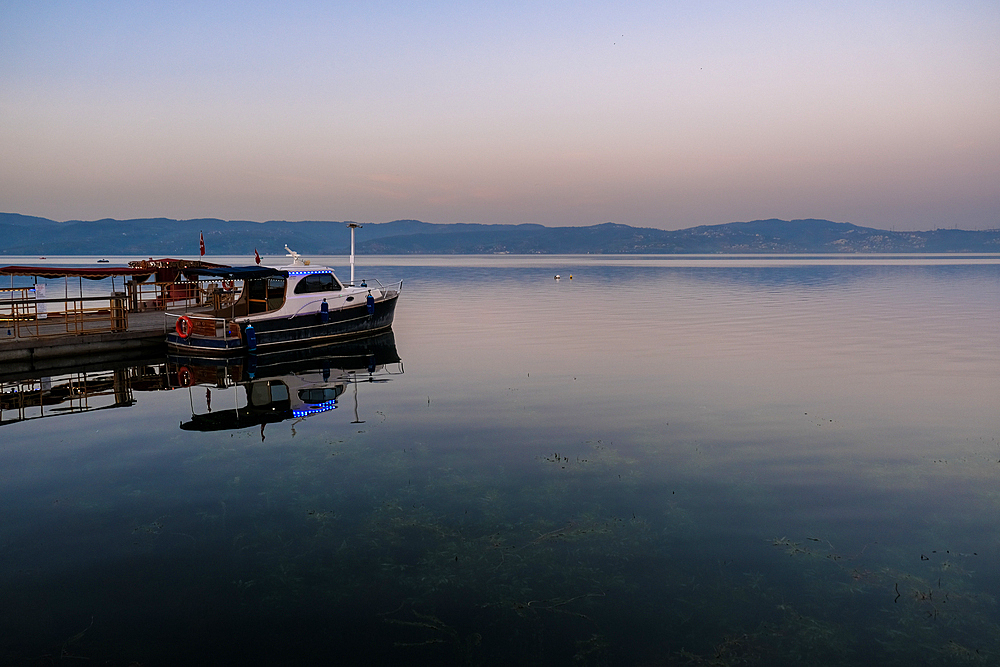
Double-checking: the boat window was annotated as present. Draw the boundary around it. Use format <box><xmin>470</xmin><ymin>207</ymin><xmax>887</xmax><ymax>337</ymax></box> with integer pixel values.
<box><xmin>249</xmin><ymin>381</ymin><xmax>290</xmax><ymax>407</ymax></box>
<box><xmin>299</xmin><ymin>387</ymin><xmax>344</xmax><ymax>403</ymax></box>
<box><xmin>270</xmin><ymin>382</ymin><xmax>290</xmax><ymax>402</ymax></box>
<box><xmin>267</xmin><ymin>278</ymin><xmax>286</xmax><ymax>298</ymax></box>
<box><xmin>266</xmin><ymin>278</ymin><xmax>286</xmax><ymax>310</ymax></box>
<box><xmin>293</xmin><ymin>273</ymin><xmax>342</xmax><ymax>294</ymax></box>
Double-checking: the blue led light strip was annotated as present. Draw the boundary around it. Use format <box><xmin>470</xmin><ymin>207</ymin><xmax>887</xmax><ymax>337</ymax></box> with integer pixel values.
<box><xmin>292</xmin><ymin>401</ymin><xmax>338</xmax><ymax>417</ymax></box>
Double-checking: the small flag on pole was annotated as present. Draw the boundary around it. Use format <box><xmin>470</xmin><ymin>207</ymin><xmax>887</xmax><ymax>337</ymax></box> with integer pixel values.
<box><xmin>254</xmin><ymin>248</ymin><xmax>261</xmax><ymax>265</ymax></box>
<box><xmin>199</xmin><ymin>231</ymin><xmax>205</xmax><ymax>257</ymax></box>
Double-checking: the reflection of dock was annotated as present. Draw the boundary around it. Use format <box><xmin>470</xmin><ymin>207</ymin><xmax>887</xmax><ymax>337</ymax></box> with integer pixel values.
<box><xmin>0</xmin><ymin>332</ymin><xmax>401</xmax><ymax>430</ymax></box>
<box><xmin>0</xmin><ymin>363</ymin><xmax>170</xmax><ymax>427</ymax></box>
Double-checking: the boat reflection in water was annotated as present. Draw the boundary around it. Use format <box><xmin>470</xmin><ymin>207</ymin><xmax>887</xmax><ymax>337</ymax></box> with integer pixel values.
<box><xmin>168</xmin><ymin>331</ymin><xmax>401</xmax><ymax>436</ymax></box>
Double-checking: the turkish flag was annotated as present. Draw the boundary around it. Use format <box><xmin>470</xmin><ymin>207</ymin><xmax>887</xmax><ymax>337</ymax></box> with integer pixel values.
<box><xmin>254</xmin><ymin>248</ymin><xmax>261</xmax><ymax>265</ymax></box>
<box><xmin>199</xmin><ymin>232</ymin><xmax>205</xmax><ymax>257</ymax></box>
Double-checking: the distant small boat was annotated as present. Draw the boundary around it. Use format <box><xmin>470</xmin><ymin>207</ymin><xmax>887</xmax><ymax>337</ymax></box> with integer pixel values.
<box><xmin>97</xmin><ymin>259</ymin><xmax>110</xmax><ymax>263</ymax></box>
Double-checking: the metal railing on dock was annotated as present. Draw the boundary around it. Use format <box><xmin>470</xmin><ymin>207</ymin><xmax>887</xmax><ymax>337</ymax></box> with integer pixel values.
<box><xmin>1</xmin><ymin>292</ymin><xmax>130</xmax><ymax>340</ymax></box>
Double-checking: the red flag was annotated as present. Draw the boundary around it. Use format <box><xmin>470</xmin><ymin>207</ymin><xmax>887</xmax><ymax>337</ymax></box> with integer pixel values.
<box><xmin>199</xmin><ymin>231</ymin><xmax>205</xmax><ymax>256</ymax></box>
<box><xmin>254</xmin><ymin>248</ymin><xmax>261</xmax><ymax>265</ymax></box>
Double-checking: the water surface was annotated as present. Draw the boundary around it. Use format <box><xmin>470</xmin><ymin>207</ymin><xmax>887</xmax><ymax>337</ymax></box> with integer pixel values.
<box><xmin>2</xmin><ymin>256</ymin><xmax>999</xmax><ymax>665</ymax></box>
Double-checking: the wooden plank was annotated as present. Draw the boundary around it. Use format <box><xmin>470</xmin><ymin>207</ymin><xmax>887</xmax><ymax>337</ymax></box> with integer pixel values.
<box><xmin>192</xmin><ymin>318</ymin><xmax>218</xmax><ymax>337</ymax></box>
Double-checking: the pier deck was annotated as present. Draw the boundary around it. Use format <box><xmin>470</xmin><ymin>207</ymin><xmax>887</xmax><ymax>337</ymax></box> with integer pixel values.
<box><xmin>0</xmin><ymin>310</ymin><xmax>169</xmax><ymax>373</ymax></box>
<box><xmin>1</xmin><ymin>259</ymin><xmax>238</xmax><ymax>374</ymax></box>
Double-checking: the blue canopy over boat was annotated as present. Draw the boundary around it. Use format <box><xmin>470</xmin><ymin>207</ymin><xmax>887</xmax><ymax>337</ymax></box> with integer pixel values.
<box><xmin>183</xmin><ymin>266</ymin><xmax>287</xmax><ymax>280</ymax></box>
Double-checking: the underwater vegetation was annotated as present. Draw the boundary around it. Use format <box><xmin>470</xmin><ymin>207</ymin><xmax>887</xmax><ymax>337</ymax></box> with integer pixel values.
<box><xmin>4</xmin><ymin>428</ymin><xmax>1000</xmax><ymax>666</ymax></box>
<box><xmin>219</xmin><ymin>427</ymin><xmax>1000</xmax><ymax>666</ymax></box>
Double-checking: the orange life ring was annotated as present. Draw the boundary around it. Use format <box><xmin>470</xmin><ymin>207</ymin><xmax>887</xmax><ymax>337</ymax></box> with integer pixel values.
<box><xmin>175</xmin><ymin>315</ymin><xmax>194</xmax><ymax>338</ymax></box>
<box><xmin>178</xmin><ymin>366</ymin><xmax>192</xmax><ymax>387</ymax></box>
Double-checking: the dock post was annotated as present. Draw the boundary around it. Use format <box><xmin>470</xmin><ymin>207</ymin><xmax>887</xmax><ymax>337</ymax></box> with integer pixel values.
<box><xmin>111</xmin><ymin>293</ymin><xmax>128</xmax><ymax>332</ymax></box>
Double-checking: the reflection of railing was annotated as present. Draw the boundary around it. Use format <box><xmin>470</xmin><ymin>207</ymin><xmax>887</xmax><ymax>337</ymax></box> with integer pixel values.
<box><xmin>1</xmin><ymin>294</ymin><xmax>129</xmax><ymax>339</ymax></box>
<box><xmin>0</xmin><ymin>365</ymin><xmax>169</xmax><ymax>426</ymax></box>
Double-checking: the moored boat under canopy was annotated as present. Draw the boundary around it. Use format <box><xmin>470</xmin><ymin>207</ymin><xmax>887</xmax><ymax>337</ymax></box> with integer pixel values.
<box><xmin>164</xmin><ymin>244</ymin><xmax>401</xmax><ymax>358</ymax></box>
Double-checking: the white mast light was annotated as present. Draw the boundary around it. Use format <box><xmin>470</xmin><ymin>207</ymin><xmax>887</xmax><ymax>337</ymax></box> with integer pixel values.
<box><xmin>347</xmin><ymin>223</ymin><xmax>362</xmax><ymax>285</ymax></box>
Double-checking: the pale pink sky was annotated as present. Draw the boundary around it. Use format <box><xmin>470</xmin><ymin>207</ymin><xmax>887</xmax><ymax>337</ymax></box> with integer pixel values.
<box><xmin>2</xmin><ymin>1</ymin><xmax>998</xmax><ymax>230</ymax></box>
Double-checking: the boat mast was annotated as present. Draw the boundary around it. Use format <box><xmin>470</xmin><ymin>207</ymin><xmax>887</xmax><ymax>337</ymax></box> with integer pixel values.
<box><xmin>347</xmin><ymin>223</ymin><xmax>362</xmax><ymax>286</ymax></box>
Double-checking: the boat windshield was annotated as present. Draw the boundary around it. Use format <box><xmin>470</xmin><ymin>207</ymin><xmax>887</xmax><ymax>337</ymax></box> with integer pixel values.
<box><xmin>293</xmin><ymin>273</ymin><xmax>342</xmax><ymax>294</ymax></box>
<box><xmin>299</xmin><ymin>387</ymin><xmax>344</xmax><ymax>403</ymax></box>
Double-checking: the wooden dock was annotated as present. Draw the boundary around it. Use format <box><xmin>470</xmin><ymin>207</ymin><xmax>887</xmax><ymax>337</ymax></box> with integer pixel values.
<box><xmin>1</xmin><ymin>260</ymin><xmax>242</xmax><ymax>375</ymax></box>
<box><xmin>0</xmin><ymin>310</ymin><xmax>168</xmax><ymax>374</ymax></box>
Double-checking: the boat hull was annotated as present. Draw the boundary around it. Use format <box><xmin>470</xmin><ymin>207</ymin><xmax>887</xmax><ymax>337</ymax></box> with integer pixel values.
<box><xmin>166</xmin><ymin>291</ymin><xmax>399</xmax><ymax>358</ymax></box>
<box><xmin>168</xmin><ymin>331</ymin><xmax>400</xmax><ymax>376</ymax></box>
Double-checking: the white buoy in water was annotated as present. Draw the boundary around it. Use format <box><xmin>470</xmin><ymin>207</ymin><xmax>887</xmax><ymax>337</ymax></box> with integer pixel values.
<box><xmin>554</xmin><ymin>274</ymin><xmax>561</xmax><ymax>280</ymax></box>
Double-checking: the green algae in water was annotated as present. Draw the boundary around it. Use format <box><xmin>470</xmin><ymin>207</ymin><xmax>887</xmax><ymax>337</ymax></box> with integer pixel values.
<box><xmin>173</xmin><ymin>434</ymin><xmax>1000</xmax><ymax>665</ymax></box>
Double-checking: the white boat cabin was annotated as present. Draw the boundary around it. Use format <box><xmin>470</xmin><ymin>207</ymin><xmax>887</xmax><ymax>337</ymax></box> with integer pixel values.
<box><xmin>208</xmin><ymin>248</ymin><xmax>383</xmax><ymax>320</ymax></box>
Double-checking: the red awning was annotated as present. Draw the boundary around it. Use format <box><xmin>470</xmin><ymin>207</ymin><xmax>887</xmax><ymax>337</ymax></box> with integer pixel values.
<box><xmin>0</xmin><ymin>266</ymin><xmax>154</xmax><ymax>280</ymax></box>
<box><xmin>1</xmin><ymin>259</ymin><xmax>229</xmax><ymax>280</ymax></box>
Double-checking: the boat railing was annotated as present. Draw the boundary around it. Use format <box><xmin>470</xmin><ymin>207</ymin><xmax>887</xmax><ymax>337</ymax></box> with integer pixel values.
<box><xmin>129</xmin><ymin>280</ymin><xmax>237</xmax><ymax>313</ymax></box>
<box><xmin>343</xmin><ymin>278</ymin><xmax>403</xmax><ymax>296</ymax></box>
<box><xmin>382</xmin><ymin>279</ymin><xmax>402</xmax><ymax>295</ymax></box>
<box><xmin>164</xmin><ymin>311</ymin><xmax>242</xmax><ymax>344</ymax></box>
<box><xmin>1</xmin><ymin>292</ymin><xmax>129</xmax><ymax>339</ymax></box>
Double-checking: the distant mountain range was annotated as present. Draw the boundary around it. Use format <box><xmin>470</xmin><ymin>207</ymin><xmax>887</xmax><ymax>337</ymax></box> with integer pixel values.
<box><xmin>2</xmin><ymin>213</ymin><xmax>999</xmax><ymax>255</ymax></box>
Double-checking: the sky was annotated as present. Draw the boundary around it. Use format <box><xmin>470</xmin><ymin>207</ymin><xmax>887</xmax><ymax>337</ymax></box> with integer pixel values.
<box><xmin>2</xmin><ymin>1</ymin><xmax>998</xmax><ymax>231</ymax></box>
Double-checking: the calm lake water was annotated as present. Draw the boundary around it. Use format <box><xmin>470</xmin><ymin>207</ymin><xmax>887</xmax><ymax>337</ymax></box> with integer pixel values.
<box><xmin>2</xmin><ymin>255</ymin><xmax>999</xmax><ymax>666</ymax></box>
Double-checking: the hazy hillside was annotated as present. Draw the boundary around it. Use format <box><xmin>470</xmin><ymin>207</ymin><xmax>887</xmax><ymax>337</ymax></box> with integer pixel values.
<box><xmin>1</xmin><ymin>213</ymin><xmax>998</xmax><ymax>255</ymax></box>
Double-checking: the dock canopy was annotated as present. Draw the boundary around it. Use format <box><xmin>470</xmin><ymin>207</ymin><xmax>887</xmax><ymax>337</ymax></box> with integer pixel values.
<box><xmin>0</xmin><ymin>265</ymin><xmax>155</xmax><ymax>280</ymax></box>
<box><xmin>182</xmin><ymin>266</ymin><xmax>287</xmax><ymax>281</ymax></box>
